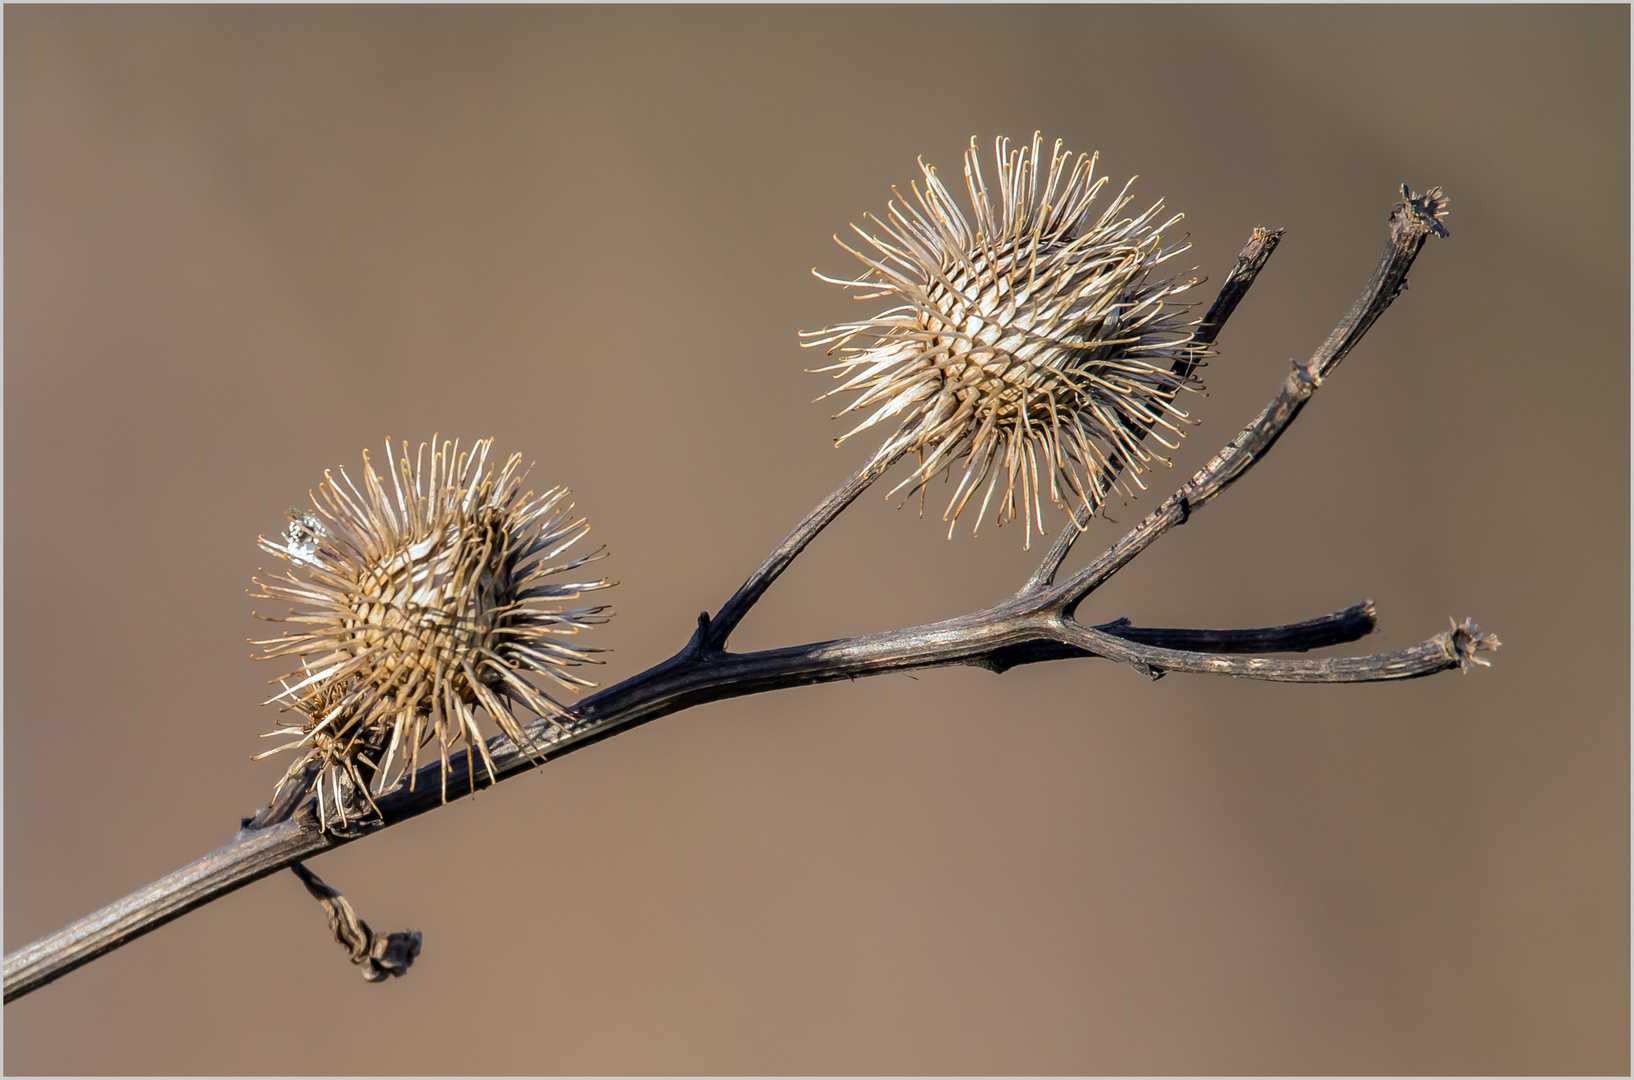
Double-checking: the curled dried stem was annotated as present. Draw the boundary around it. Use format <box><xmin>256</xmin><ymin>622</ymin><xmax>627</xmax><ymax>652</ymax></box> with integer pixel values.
<box><xmin>289</xmin><ymin>862</ymin><xmax>421</xmax><ymax>982</ymax></box>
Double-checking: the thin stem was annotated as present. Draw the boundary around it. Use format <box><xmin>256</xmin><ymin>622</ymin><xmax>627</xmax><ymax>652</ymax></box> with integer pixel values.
<box><xmin>5</xmin><ymin>816</ymin><xmax>324</xmax><ymax>1002</ymax></box>
<box><xmin>1051</xmin><ymin>185</ymin><xmax>1451</xmax><ymax>612</ymax></box>
<box><xmin>1024</xmin><ymin>226</ymin><xmax>1285</xmax><ymax>592</ymax></box>
<box><xmin>703</xmin><ymin>447</ymin><xmax>906</xmax><ymax>651</ymax></box>
<box><xmin>289</xmin><ymin>862</ymin><xmax>420</xmax><ymax>981</ymax></box>
<box><xmin>1055</xmin><ymin>616</ymin><xmax>1496</xmax><ymax>683</ymax></box>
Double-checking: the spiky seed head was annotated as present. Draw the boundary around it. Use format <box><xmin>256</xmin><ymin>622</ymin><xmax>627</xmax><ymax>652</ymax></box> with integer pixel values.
<box><xmin>803</xmin><ymin>133</ymin><xmax>1206</xmax><ymax>548</ymax></box>
<box><xmin>251</xmin><ymin>437</ymin><xmax>614</xmax><ymax>825</ymax></box>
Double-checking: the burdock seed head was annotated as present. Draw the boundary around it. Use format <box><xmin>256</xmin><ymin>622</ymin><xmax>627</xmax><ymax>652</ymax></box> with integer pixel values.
<box><xmin>251</xmin><ymin>437</ymin><xmax>614</xmax><ymax>826</ymax></box>
<box><xmin>804</xmin><ymin>133</ymin><xmax>1205</xmax><ymax>548</ymax></box>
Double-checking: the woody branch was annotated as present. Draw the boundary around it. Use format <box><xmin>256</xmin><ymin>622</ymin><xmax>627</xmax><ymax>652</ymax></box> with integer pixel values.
<box><xmin>3</xmin><ymin>185</ymin><xmax>1492</xmax><ymax>1005</ymax></box>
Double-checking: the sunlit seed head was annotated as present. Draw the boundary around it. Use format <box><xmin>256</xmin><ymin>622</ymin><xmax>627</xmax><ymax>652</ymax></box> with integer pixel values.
<box><xmin>803</xmin><ymin>133</ymin><xmax>1206</xmax><ymax>548</ymax></box>
<box><xmin>250</xmin><ymin>437</ymin><xmax>614</xmax><ymax>823</ymax></box>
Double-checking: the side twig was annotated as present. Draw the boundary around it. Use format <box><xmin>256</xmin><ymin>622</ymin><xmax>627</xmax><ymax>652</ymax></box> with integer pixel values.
<box><xmin>289</xmin><ymin>862</ymin><xmax>421</xmax><ymax>982</ymax></box>
<box><xmin>1096</xmin><ymin>599</ymin><xmax>1377</xmax><ymax>654</ymax></box>
<box><xmin>1049</xmin><ymin>185</ymin><xmax>1451</xmax><ymax>613</ymax></box>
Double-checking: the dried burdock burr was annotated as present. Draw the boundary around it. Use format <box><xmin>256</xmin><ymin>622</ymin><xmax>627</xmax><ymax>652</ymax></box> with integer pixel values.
<box><xmin>805</xmin><ymin>133</ymin><xmax>1205</xmax><ymax>548</ymax></box>
<box><xmin>250</xmin><ymin>437</ymin><xmax>614</xmax><ymax>826</ymax></box>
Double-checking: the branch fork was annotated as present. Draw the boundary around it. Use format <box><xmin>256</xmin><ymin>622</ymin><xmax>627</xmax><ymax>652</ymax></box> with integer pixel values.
<box><xmin>4</xmin><ymin>183</ymin><xmax>1493</xmax><ymax>1004</ymax></box>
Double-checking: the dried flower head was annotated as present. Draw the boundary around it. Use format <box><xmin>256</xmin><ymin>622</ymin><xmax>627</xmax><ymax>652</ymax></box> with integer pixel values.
<box><xmin>251</xmin><ymin>438</ymin><xmax>614</xmax><ymax>825</ymax></box>
<box><xmin>1448</xmin><ymin>617</ymin><xmax>1500</xmax><ymax>672</ymax></box>
<box><xmin>804</xmin><ymin>133</ymin><xmax>1205</xmax><ymax>547</ymax></box>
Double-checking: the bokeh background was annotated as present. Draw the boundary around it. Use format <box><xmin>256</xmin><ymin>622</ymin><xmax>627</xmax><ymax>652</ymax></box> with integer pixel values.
<box><xmin>5</xmin><ymin>6</ymin><xmax>1628</xmax><ymax>1074</ymax></box>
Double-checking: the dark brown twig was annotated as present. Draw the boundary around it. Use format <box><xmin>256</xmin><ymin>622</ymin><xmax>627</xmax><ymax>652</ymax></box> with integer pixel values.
<box><xmin>3</xmin><ymin>185</ymin><xmax>1482</xmax><ymax>1005</ymax></box>
<box><xmin>703</xmin><ymin>447</ymin><xmax>906</xmax><ymax>651</ymax></box>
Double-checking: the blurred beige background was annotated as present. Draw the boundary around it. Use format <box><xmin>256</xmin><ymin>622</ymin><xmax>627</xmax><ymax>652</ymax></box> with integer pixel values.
<box><xmin>4</xmin><ymin>6</ymin><xmax>1627</xmax><ymax>1074</ymax></box>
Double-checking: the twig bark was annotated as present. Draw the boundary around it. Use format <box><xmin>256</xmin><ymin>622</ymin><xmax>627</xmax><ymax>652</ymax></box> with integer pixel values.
<box><xmin>3</xmin><ymin>185</ymin><xmax>1481</xmax><ymax>1005</ymax></box>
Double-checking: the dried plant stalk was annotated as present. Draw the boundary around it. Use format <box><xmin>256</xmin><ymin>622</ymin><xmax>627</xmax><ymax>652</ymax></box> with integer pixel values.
<box><xmin>4</xmin><ymin>181</ymin><xmax>1490</xmax><ymax>1004</ymax></box>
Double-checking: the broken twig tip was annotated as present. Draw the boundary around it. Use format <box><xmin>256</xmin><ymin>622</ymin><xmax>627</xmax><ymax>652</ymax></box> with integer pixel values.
<box><xmin>1447</xmin><ymin>617</ymin><xmax>1500</xmax><ymax>672</ymax></box>
<box><xmin>1398</xmin><ymin>184</ymin><xmax>1451</xmax><ymax>238</ymax></box>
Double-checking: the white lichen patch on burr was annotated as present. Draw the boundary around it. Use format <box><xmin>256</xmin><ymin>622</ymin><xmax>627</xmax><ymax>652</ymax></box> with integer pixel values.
<box><xmin>805</xmin><ymin>133</ymin><xmax>1206</xmax><ymax>548</ymax></box>
<box><xmin>251</xmin><ymin>438</ymin><xmax>613</xmax><ymax>826</ymax></box>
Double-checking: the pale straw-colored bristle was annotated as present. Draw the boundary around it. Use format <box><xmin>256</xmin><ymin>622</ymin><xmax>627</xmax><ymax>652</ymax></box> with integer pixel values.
<box><xmin>803</xmin><ymin>134</ymin><xmax>1207</xmax><ymax>549</ymax></box>
<box><xmin>250</xmin><ymin>437</ymin><xmax>615</xmax><ymax>824</ymax></box>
